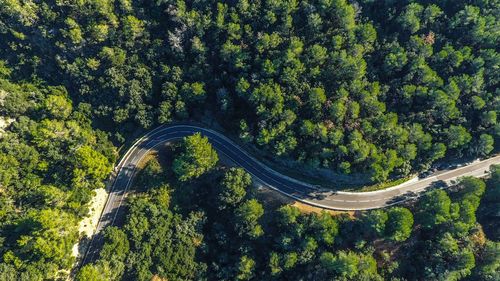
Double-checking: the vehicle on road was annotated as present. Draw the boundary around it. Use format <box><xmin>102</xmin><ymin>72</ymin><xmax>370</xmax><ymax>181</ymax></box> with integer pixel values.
<box><xmin>418</xmin><ymin>170</ymin><xmax>432</xmax><ymax>179</ymax></box>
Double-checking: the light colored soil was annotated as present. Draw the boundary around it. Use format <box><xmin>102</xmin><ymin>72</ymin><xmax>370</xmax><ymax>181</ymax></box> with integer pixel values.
<box><xmin>71</xmin><ymin>150</ymin><xmax>162</xmax><ymax>261</ymax></box>
<box><xmin>0</xmin><ymin>89</ymin><xmax>7</xmax><ymax>105</ymax></box>
<box><xmin>0</xmin><ymin>117</ymin><xmax>14</xmax><ymax>128</ymax></box>
<box><xmin>290</xmin><ymin>201</ymin><xmax>355</xmax><ymax>218</ymax></box>
<box><xmin>71</xmin><ymin>188</ymin><xmax>108</xmax><ymax>258</ymax></box>
<box><xmin>0</xmin><ymin>117</ymin><xmax>14</xmax><ymax>137</ymax></box>
<box><xmin>151</xmin><ymin>275</ymin><xmax>168</xmax><ymax>281</ymax></box>
<box><xmin>0</xmin><ymin>88</ymin><xmax>14</xmax><ymax>137</ymax></box>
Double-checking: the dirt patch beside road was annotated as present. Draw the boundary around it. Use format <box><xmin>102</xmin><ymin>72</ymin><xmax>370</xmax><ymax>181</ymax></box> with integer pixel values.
<box><xmin>71</xmin><ymin>188</ymin><xmax>108</xmax><ymax>258</ymax></box>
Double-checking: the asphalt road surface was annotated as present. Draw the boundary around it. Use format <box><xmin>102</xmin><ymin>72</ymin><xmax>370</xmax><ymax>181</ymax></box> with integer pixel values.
<box><xmin>81</xmin><ymin>124</ymin><xmax>500</xmax><ymax>265</ymax></box>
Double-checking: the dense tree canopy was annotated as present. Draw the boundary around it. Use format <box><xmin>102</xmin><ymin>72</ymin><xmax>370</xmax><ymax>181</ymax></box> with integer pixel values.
<box><xmin>217</xmin><ymin>167</ymin><xmax>252</xmax><ymax>209</ymax></box>
<box><xmin>0</xmin><ymin>66</ymin><xmax>115</xmax><ymax>279</ymax></box>
<box><xmin>386</xmin><ymin>207</ymin><xmax>414</xmax><ymax>242</ymax></box>
<box><xmin>0</xmin><ymin>0</ymin><xmax>498</xmax><ymax>280</ymax></box>
<box><xmin>478</xmin><ymin>165</ymin><xmax>500</xmax><ymax>241</ymax></box>
<box><xmin>82</xmin><ymin>151</ymin><xmax>500</xmax><ymax>281</ymax></box>
<box><xmin>173</xmin><ymin>133</ymin><xmax>218</xmax><ymax>181</ymax></box>
<box><xmin>0</xmin><ymin>0</ymin><xmax>496</xmax><ymax>184</ymax></box>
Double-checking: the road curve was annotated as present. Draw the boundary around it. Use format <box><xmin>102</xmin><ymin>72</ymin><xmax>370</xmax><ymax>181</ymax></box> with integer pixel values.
<box><xmin>81</xmin><ymin>124</ymin><xmax>500</xmax><ymax>264</ymax></box>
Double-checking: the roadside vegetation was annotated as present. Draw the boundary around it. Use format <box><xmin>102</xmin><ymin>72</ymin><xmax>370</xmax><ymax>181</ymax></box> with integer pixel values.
<box><xmin>0</xmin><ymin>0</ymin><xmax>498</xmax><ymax>184</ymax></box>
<box><xmin>0</xmin><ymin>64</ymin><xmax>116</xmax><ymax>280</ymax></box>
<box><xmin>78</xmin><ymin>136</ymin><xmax>500</xmax><ymax>281</ymax></box>
<box><xmin>0</xmin><ymin>0</ymin><xmax>498</xmax><ymax>280</ymax></box>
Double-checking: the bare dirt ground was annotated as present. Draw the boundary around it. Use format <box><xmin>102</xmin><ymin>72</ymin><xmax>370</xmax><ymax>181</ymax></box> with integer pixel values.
<box><xmin>71</xmin><ymin>188</ymin><xmax>108</xmax><ymax>258</ymax></box>
<box><xmin>71</xmin><ymin>149</ymin><xmax>163</xmax><ymax>262</ymax></box>
<box><xmin>0</xmin><ymin>89</ymin><xmax>7</xmax><ymax>104</ymax></box>
<box><xmin>290</xmin><ymin>201</ymin><xmax>356</xmax><ymax>218</ymax></box>
<box><xmin>0</xmin><ymin>89</ymin><xmax>14</xmax><ymax>137</ymax></box>
<box><xmin>0</xmin><ymin>117</ymin><xmax>14</xmax><ymax>137</ymax></box>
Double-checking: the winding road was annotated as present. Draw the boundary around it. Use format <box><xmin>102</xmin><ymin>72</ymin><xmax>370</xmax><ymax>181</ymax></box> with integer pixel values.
<box><xmin>81</xmin><ymin>124</ymin><xmax>500</xmax><ymax>265</ymax></box>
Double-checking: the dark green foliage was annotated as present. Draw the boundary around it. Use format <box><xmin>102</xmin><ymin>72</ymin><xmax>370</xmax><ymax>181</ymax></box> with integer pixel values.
<box><xmin>83</xmin><ymin>155</ymin><xmax>500</xmax><ymax>281</ymax></box>
<box><xmin>398</xmin><ymin>176</ymin><xmax>495</xmax><ymax>280</ymax></box>
<box><xmin>76</xmin><ymin>227</ymin><xmax>129</xmax><ymax>281</ymax></box>
<box><xmin>217</xmin><ymin>168</ymin><xmax>252</xmax><ymax>209</ymax></box>
<box><xmin>234</xmin><ymin>199</ymin><xmax>264</xmax><ymax>239</ymax></box>
<box><xmin>124</xmin><ymin>187</ymin><xmax>205</xmax><ymax>281</ymax></box>
<box><xmin>472</xmin><ymin>241</ymin><xmax>500</xmax><ymax>281</ymax></box>
<box><xmin>319</xmin><ymin>251</ymin><xmax>378</xmax><ymax>280</ymax></box>
<box><xmin>0</xmin><ymin>0</ymin><xmax>498</xmax><ymax>279</ymax></box>
<box><xmin>386</xmin><ymin>207</ymin><xmax>413</xmax><ymax>242</ymax></box>
<box><xmin>173</xmin><ymin>133</ymin><xmax>218</xmax><ymax>181</ymax></box>
<box><xmin>135</xmin><ymin>158</ymin><xmax>166</xmax><ymax>191</ymax></box>
<box><xmin>0</xmin><ymin>0</ymin><xmax>496</xmax><ymax>186</ymax></box>
<box><xmin>100</xmin><ymin>227</ymin><xmax>129</xmax><ymax>262</ymax></box>
<box><xmin>416</xmin><ymin>189</ymin><xmax>452</xmax><ymax>229</ymax></box>
<box><xmin>0</xmin><ymin>72</ymin><xmax>115</xmax><ymax>279</ymax></box>
<box><xmin>359</xmin><ymin>209</ymin><xmax>388</xmax><ymax>238</ymax></box>
<box><xmin>76</xmin><ymin>264</ymin><xmax>104</xmax><ymax>281</ymax></box>
<box><xmin>478</xmin><ymin>165</ymin><xmax>500</xmax><ymax>240</ymax></box>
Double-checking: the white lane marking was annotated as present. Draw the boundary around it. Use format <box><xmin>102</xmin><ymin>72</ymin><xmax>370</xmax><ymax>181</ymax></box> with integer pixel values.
<box><xmin>110</xmin><ymin>134</ymin><xmax>182</xmax><ymax>226</ymax></box>
<box><xmin>181</xmin><ymin>126</ymin><xmax>321</xmax><ymax>190</ymax></box>
<box><xmin>196</xmin><ymin>130</ymin><xmax>318</xmax><ymax>192</ymax></box>
<box><xmin>86</xmin><ymin>125</ymin><xmax>500</xmax><ymax>264</ymax></box>
<box><xmin>144</xmin><ymin>129</ymin><xmax>314</xmax><ymax>196</ymax></box>
<box><xmin>82</xmin><ymin>127</ymin><xmax>186</xmax><ymax>264</ymax></box>
<box><xmin>111</xmin><ymin>128</ymin><xmax>500</xmax><ymax>213</ymax></box>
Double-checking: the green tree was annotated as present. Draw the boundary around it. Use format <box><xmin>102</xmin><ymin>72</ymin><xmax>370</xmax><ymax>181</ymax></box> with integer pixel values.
<box><xmin>135</xmin><ymin>158</ymin><xmax>166</xmax><ymax>191</ymax></box>
<box><xmin>268</xmin><ymin>252</ymin><xmax>282</xmax><ymax>276</ymax></box>
<box><xmin>63</xmin><ymin>18</ymin><xmax>83</xmax><ymax>44</ymax></box>
<box><xmin>74</xmin><ymin>145</ymin><xmax>111</xmax><ymax>189</ymax></box>
<box><xmin>234</xmin><ymin>199</ymin><xmax>264</xmax><ymax>239</ymax></box>
<box><xmin>173</xmin><ymin>133</ymin><xmax>219</xmax><ymax>181</ymax></box>
<box><xmin>100</xmin><ymin>227</ymin><xmax>129</xmax><ymax>261</ymax></box>
<box><xmin>123</xmin><ymin>188</ymin><xmax>205</xmax><ymax>280</ymax></box>
<box><xmin>446</xmin><ymin>125</ymin><xmax>472</xmax><ymax>149</ymax></box>
<box><xmin>398</xmin><ymin>3</ymin><xmax>424</xmax><ymax>34</ymax></box>
<box><xmin>456</xmin><ymin>177</ymin><xmax>485</xmax><ymax>229</ymax></box>
<box><xmin>236</xmin><ymin>255</ymin><xmax>255</xmax><ymax>280</ymax></box>
<box><xmin>307</xmin><ymin>87</ymin><xmax>326</xmax><ymax>118</ymax></box>
<box><xmin>417</xmin><ymin>190</ymin><xmax>451</xmax><ymax>229</ymax></box>
<box><xmin>473</xmin><ymin>241</ymin><xmax>500</xmax><ymax>281</ymax></box>
<box><xmin>386</xmin><ymin>207</ymin><xmax>413</xmax><ymax>241</ymax></box>
<box><xmin>122</xmin><ymin>15</ymin><xmax>144</xmax><ymax>39</ymax></box>
<box><xmin>310</xmin><ymin>212</ymin><xmax>339</xmax><ymax>245</ymax></box>
<box><xmin>320</xmin><ymin>251</ymin><xmax>359</xmax><ymax>279</ymax></box>
<box><xmin>217</xmin><ymin>168</ymin><xmax>251</xmax><ymax>209</ymax></box>
<box><xmin>181</xmin><ymin>82</ymin><xmax>206</xmax><ymax>103</ymax></box>
<box><xmin>0</xmin><ymin>154</ymin><xmax>19</xmax><ymax>187</ymax></box>
<box><xmin>75</xmin><ymin>264</ymin><xmax>103</xmax><ymax>281</ymax></box>
<box><xmin>43</xmin><ymin>94</ymin><xmax>72</xmax><ymax>119</ymax></box>
<box><xmin>484</xmin><ymin>165</ymin><xmax>500</xmax><ymax>202</ymax></box>
<box><xmin>475</xmin><ymin>134</ymin><xmax>494</xmax><ymax>156</ymax></box>
<box><xmin>276</xmin><ymin>205</ymin><xmax>301</xmax><ymax>226</ymax></box>
<box><xmin>361</xmin><ymin>209</ymin><xmax>388</xmax><ymax>238</ymax></box>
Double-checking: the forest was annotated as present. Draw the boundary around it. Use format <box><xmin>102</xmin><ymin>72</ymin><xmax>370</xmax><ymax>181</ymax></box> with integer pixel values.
<box><xmin>0</xmin><ymin>0</ymin><xmax>497</xmax><ymax>182</ymax></box>
<box><xmin>76</xmin><ymin>134</ymin><xmax>500</xmax><ymax>281</ymax></box>
<box><xmin>0</xmin><ymin>0</ymin><xmax>498</xmax><ymax>280</ymax></box>
<box><xmin>0</xmin><ymin>63</ymin><xmax>116</xmax><ymax>279</ymax></box>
